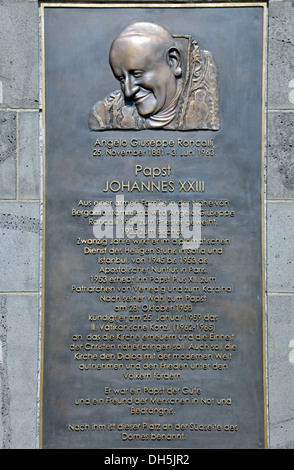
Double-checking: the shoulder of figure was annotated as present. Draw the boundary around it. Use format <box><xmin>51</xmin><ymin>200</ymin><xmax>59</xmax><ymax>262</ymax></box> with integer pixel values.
<box><xmin>88</xmin><ymin>90</ymin><xmax>124</xmax><ymax>130</ymax></box>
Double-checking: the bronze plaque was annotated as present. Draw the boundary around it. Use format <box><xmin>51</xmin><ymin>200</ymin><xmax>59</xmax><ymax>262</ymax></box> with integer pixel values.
<box><xmin>40</xmin><ymin>3</ymin><xmax>266</xmax><ymax>449</ymax></box>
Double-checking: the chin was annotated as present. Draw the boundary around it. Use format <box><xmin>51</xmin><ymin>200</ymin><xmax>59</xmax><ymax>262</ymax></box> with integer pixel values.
<box><xmin>136</xmin><ymin>105</ymin><xmax>156</xmax><ymax>117</ymax></box>
<box><xmin>135</xmin><ymin>96</ymin><xmax>160</xmax><ymax>117</ymax></box>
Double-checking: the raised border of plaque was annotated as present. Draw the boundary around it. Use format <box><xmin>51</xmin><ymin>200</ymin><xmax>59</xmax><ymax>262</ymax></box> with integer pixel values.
<box><xmin>40</xmin><ymin>2</ymin><xmax>267</xmax><ymax>449</ymax></box>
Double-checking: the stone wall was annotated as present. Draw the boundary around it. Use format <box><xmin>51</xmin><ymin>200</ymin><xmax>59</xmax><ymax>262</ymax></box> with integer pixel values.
<box><xmin>267</xmin><ymin>0</ymin><xmax>294</xmax><ymax>448</ymax></box>
<box><xmin>0</xmin><ymin>0</ymin><xmax>293</xmax><ymax>449</ymax></box>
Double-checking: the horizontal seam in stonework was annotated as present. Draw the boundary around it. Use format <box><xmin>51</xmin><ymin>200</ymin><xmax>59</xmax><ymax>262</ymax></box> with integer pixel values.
<box><xmin>267</xmin><ymin>109</ymin><xmax>294</xmax><ymax>113</ymax></box>
<box><xmin>0</xmin><ymin>199</ymin><xmax>40</xmax><ymax>203</ymax></box>
<box><xmin>0</xmin><ymin>292</ymin><xmax>40</xmax><ymax>295</ymax></box>
<box><xmin>267</xmin><ymin>199</ymin><xmax>294</xmax><ymax>203</ymax></box>
<box><xmin>267</xmin><ymin>292</ymin><xmax>294</xmax><ymax>296</ymax></box>
<box><xmin>0</xmin><ymin>108</ymin><xmax>40</xmax><ymax>112</ymax></box>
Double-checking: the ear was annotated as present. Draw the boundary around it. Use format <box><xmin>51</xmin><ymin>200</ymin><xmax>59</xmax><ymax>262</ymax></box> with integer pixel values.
<box><xmin>166</xmin><ymin>47</ymin><xmax>182</xmax><ymax>77</ymax></box>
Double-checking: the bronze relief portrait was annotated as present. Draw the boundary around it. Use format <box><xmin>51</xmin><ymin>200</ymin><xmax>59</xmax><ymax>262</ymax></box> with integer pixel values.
<box><xmin>89</xmin><ymin>22</ymin><xmax>220</xmax><ymax>131</ymax></box>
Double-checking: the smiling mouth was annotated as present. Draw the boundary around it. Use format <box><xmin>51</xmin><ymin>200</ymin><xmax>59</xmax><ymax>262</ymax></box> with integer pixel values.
<box><xmin>134</xmin><ymin>92</ymin><xmax>151</xmax><ymax>104</ymax></box>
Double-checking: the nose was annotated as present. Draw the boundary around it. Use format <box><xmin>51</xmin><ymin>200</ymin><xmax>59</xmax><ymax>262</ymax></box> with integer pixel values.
<box><xmin>123</xmin><ymin>75</ymin><xmax>139</xmax><ymax>98</ymax></box>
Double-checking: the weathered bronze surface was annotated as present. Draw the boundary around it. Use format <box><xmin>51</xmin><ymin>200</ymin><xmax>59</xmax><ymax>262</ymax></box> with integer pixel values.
<box><xmin>41</xmin><ymin>4</ymin><xmax>266</xmax><ymax>449</ymax></box>
<box><xmin>89</xmin><ymin>22</ymin><xmax>220</xmax><ymax>131</ymax></box>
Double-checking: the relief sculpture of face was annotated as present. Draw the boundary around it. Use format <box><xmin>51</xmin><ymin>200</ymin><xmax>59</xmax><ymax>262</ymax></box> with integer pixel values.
<box><xmin>109</xmin><ymin>22</ymin><xmax>182</xmax><ymax>117</ymax></box>
<box><xmin>89</xmin><ymin>21</ymin><xmax>220</xmax><ymax>131</ymax></box>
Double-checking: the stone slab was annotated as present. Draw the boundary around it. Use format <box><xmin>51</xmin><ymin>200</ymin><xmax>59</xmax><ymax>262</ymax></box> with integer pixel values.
<box><xmin>267</xmin><ymin>202</ymin><xmax>294</xmax><ymax>293</ymax></box>
<box><xmin>267</xmin><ymin>112</ymin><xmax>294</xmax><ymax>200</ymax></box>
<box><xmin>0</xmin><ymin>294</ymin><xmax>39</xmax><ymax>448</ymax></box>
<box><xmin>0</xmin><ymin>0</ymin><xmax>39</xmax><ymax>109</ymax></box>
<box><xmin>267</xmin><ymin>294</ymin><xmax>294</xmax><ymax>448</ymax></box>
<box><xmin>268</xmin><ymin>1</ymin><xmax>294</xmax><ymax>110</ymax></box>
<box><xmin>19</xmin><ymin>112</ymin><xmax>40</xmax><ymax>200</ymax></box>
<box><xmin>0</xmin><ymin>112</ymin><xmax>16</xmax><ymax>199</ymax></box>
<box><xmin>0</xmin><ymin>202</ymin><xmax>40</xmax><ymax>292</ymax></box>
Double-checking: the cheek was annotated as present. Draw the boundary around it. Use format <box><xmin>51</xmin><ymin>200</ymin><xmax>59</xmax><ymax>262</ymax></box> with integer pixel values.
<box><xmin>151</xmin><ymin>83</ymin><xmax>166</xmax><ymax>103</ymax></box>
<box><xmin>140</xmin><ymin>73</ymin><xmax>164</xmax><ymax>94</ymax></box>
<box><xmin>147</xmin><ymin>69</ymin><xmax>170</xmax><ymax>97</ymax></box>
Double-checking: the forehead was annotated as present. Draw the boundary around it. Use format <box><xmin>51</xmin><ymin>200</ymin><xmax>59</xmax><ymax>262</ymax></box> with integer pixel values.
<box><xmin>110</xmin><ymin>35</ymin><xmax>165</xmax><ymax>72</ymax></box>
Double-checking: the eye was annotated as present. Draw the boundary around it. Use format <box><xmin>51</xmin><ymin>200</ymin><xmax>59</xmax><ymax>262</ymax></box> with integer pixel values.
<box><xmin>119</xmin><ymin>76</ymin><xmax>125</xmax><ymax>83</ymax></box>
<box><xmin>132</xmin><ymin>70</ymin><xmax>143</xmax><ymax>79</ymax></box>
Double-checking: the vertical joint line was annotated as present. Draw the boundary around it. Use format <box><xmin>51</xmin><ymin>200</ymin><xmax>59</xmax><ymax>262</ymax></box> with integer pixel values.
<box><xmin>16</xmin><ymin>111</ymin><xmax>20</xmax><ymax>200</ymax></box>
<box><xmin>0</xmin><ymin>81</ymin><xmax>3</xmax><ymax>105</ymax></box>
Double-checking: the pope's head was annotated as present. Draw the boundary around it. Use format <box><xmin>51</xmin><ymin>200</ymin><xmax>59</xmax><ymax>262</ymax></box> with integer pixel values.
<box><xmin>109</xmin><ymin>22</ymin><xmax>182</xmax><ymax>117</ymax></box>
